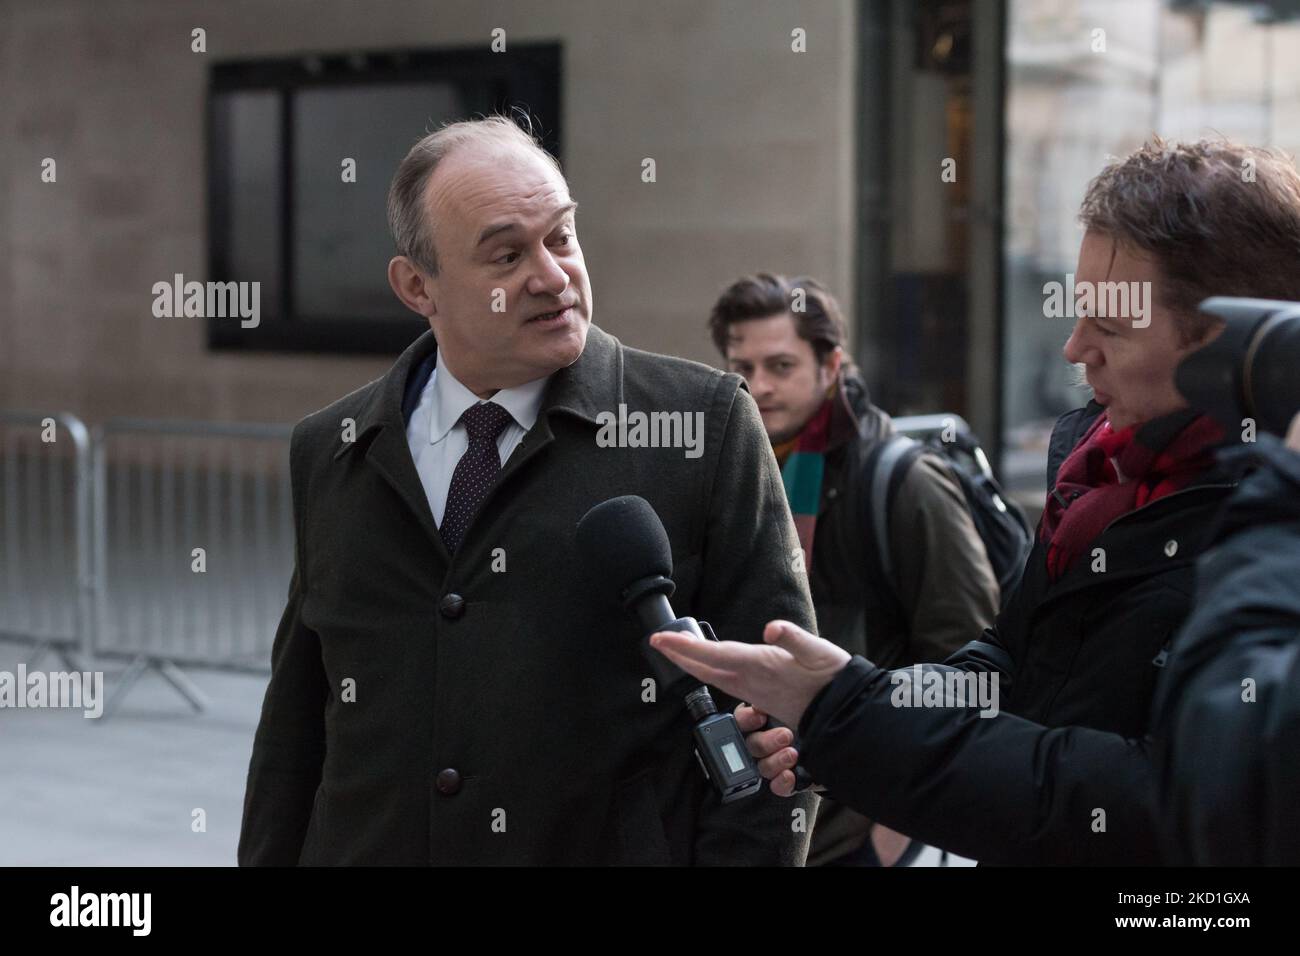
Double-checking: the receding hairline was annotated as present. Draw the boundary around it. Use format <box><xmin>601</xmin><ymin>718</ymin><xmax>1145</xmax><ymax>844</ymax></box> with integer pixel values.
<box><xmin>388</xmin><ymin>117</ymin><xmax>568</xmax><ymax>273</ymax></box>
<box><xmin>418</xmin><ymin>136</ymin><xmax>575</xmax><ymax>248</ymax></box>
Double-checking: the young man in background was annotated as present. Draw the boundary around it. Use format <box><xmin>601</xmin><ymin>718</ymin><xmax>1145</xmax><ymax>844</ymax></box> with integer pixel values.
<box><xmin>709</xmin><ymin>274</ymin><xmax>999</xmax><ymax>866</ymax></box>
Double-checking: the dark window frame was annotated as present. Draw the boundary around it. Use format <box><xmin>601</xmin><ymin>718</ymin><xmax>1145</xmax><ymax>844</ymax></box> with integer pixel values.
<box><xmin>205</xmin><ymin>44</ymin><xmax>562</xmax><ymax>355</ymax></box>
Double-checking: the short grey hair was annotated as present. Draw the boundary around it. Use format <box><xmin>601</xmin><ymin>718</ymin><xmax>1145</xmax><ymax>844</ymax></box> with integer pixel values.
<box><xmin>386</xmin><ymin>114</ymin><xmax>565</xmax><ymax>275</ymax></box>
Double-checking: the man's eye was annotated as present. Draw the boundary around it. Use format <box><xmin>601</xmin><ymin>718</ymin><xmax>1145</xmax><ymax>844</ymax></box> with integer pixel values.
<box><xmin>494</xmin><ymin>252</ymin><xmax>519</xmax><ymax>265</ymax></box>
<box><xmin>552</xmin><ymin>233</ymin><xmax>572</xmax><ymax>247</ymax></box>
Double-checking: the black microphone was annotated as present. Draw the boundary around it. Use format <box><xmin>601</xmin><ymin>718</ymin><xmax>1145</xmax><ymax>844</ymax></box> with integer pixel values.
<box><xmin>576</xmin><ymin>495</ymin><xmax>763</xmax><ymax>803</ymax></box>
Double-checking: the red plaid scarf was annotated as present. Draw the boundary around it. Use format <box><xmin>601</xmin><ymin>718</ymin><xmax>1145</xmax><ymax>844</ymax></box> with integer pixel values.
<box><xmin>1040</xmin><ymin>409</ymin><xmax>1224</xmax><ymax>580</ymax></box>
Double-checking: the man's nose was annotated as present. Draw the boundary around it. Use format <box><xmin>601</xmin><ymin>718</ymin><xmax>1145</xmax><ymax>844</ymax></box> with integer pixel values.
<box><xmin>526</xmin><ymin>249</ymin><xmax>570</xmax><ymax>298</ymax></box>
<box><xmin>1062</xmin><ymin>318</ymin><xmax>1098</xmax><ymax>366</ymax></box>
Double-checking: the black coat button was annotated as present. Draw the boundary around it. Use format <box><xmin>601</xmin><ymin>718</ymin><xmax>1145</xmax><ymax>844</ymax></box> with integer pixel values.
<box><xmin>436</xmin><ymin>768</ymin><xmax>462</xmax><ymax>795</ymax></box>
<box><xmin>439</xmin><ymin>593</ymin><xmax>466</xmax><ymax>619</ymax></box>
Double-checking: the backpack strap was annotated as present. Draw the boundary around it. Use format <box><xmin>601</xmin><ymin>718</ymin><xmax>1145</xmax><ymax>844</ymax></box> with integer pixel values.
<box><xmin>869</xmin><ymin>434</ymin><xmax>922</xmax><ymax>584</ymax></box>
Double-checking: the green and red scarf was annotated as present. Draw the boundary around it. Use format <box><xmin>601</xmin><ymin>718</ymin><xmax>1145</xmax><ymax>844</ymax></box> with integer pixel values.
<box><xmin>776</xmin><ymin>398</ymin><xmax>835</xmax><ymax>567</ymax></box>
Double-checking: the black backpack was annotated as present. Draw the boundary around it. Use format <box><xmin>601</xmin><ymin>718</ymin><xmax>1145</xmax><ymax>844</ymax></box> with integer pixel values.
<box><xmin>862</xmin><ymin>414</ymin><xmax>1032</xmax><ymax>611</ymax></box>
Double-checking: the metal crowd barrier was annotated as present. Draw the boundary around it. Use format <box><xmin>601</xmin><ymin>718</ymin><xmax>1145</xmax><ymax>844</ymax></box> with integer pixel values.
<box><xmin>91</xmin><ymin>419</ymin><xmax>294</xmax><ymax>715</ymax></box>
<box><xmin>0</xmin><ymin>411</ymin><xmax>294</xmax><ymax>717</ymax></box>
<box><xmin>0</xmin><ymin>411</ymin><xmax>94</xmax><ymax>671</ymax></box>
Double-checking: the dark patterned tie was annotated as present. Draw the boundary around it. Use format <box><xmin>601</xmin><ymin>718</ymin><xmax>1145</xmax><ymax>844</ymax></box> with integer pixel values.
<box><xmin>439</xmin><ymin>401</ymin><xmax>515</xmax><ymax>555</ymax></box>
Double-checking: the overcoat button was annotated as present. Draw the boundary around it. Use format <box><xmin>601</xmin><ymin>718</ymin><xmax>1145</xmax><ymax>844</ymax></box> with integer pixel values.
<box><xmin>440</xmin><ymin>593</ymin><xmax>466</xmax><ymax>619</ymax></box>
<box><xmin>1164</xmin><ymin>540</ymin><xmax>1178</xmax><ymax>558</ymax></box>
<box><xmin>436</xmin><ymin>768</ymin><xmax>462</xmax><ymax>795</ymax></box>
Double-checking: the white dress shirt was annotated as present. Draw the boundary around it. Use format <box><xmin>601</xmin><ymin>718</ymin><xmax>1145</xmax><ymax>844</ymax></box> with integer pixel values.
<box><xmin>405</xmin><ymin>351</ymin><xmax>551</xmax><ymax>527</ymax></box>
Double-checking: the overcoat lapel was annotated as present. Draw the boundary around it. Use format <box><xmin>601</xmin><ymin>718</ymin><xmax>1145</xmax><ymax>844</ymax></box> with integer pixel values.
<box><xmin>330</xmin><ymin>323</ymin><xmax>626</xmax><ymax>563</ymax></box>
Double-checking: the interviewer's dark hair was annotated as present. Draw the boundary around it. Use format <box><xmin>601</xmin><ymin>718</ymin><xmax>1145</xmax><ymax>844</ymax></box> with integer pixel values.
<box><xmin>1078</xmin><ymin>137</ymin><xmax>1300</xmax><ymax>343</ymax></box>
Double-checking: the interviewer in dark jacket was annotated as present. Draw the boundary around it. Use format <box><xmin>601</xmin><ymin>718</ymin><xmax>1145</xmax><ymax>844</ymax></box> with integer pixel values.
<box><xmin>1150</xmin><ymin>416</ymin><xmax>1300</xmax><ymax>865</ymax></box>
<box><xmin>652</xmin><ymin>139</ymin><xmax>1300</xmax><ymax>865</ymax></box>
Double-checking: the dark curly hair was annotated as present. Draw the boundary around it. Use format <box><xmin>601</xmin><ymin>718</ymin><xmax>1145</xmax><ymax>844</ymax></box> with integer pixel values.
<box><xmin>708</xmin><ymin>273</ymin><xmax>849</xmax><ymax>366</ymax></box>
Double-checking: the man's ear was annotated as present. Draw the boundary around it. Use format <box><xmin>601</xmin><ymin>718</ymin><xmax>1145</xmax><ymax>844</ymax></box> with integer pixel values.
<box><xmin>1179</xmin><ymin>317</ymin><xmax>1226</xmax><ymax>354</ymax></box>
<box><xmin>388</xmin><ymin>256</ymin><xmax>437</xmax><ymax>320</ymax></box>
<box><xmin>1197</xmin><ymin>318</ymin><xmax>1227</xmax><ymax>347</ymax></box>
<box><xmin>822</xmin><ymin>345</ymin><xmax>844</xmax><ymax>384</ymax></box>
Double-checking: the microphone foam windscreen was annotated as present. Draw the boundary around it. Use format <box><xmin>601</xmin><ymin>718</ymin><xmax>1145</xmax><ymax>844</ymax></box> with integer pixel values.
<box><xmin>575</xmin><ymin>495</ymin><xmax>673</xmax><ymax>596</ymax></box>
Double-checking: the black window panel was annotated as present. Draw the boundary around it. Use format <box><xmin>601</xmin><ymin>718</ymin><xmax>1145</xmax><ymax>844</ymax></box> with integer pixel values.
<box><xmin>206</xmin><ymin>44</ymin><xmax>562</xmax><ymax>354</ymax></box>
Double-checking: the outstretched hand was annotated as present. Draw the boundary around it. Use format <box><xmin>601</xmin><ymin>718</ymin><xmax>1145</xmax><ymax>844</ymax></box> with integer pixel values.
<box><xmin>649</xmin><ymin>619</ymin><xmax>850</xmax><ymax>729</ymax></box>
